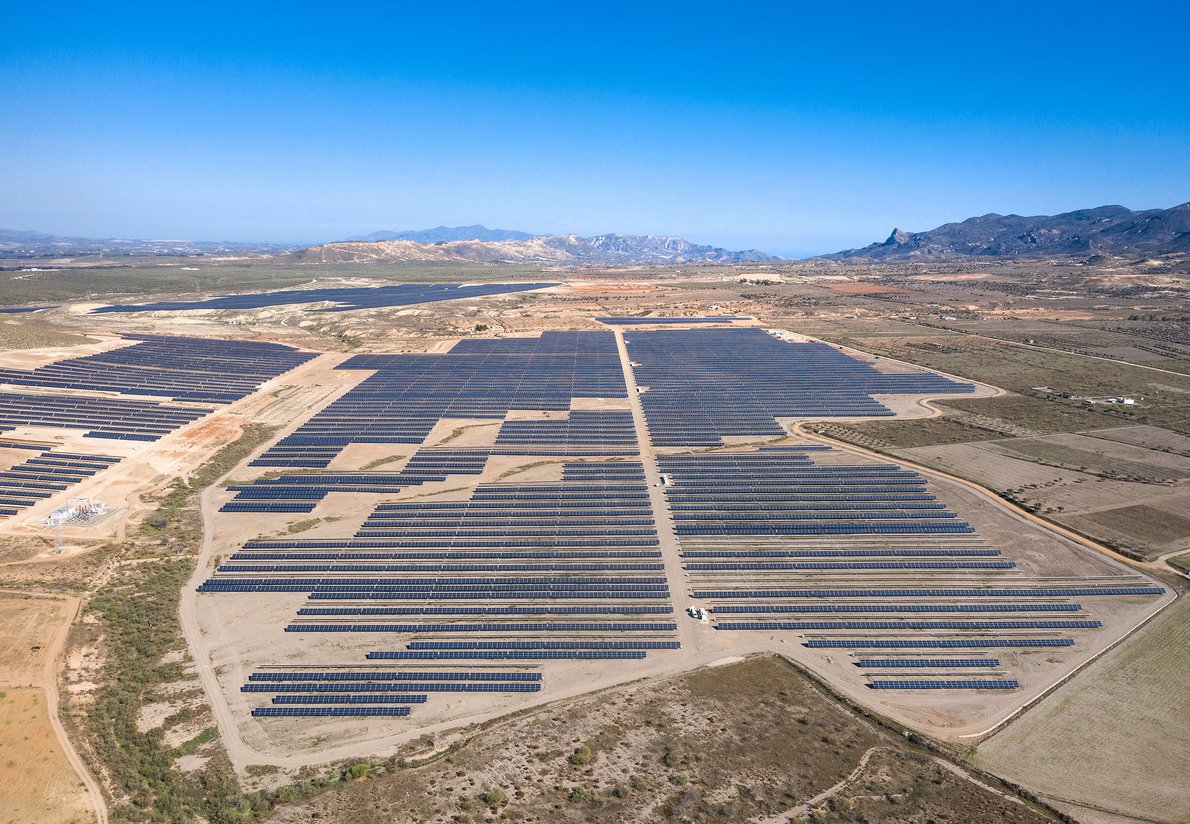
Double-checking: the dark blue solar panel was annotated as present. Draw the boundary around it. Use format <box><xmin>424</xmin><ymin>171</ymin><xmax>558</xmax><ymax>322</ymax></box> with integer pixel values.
<box><xmin>624</xmin><ymin>329</ymin><xmax>974</xmax><ymax>445</ymax></box>
<box><xmin>95</xmin><ymin>282</ymin><xmax>556</xmax><ymax>313</ymax></box>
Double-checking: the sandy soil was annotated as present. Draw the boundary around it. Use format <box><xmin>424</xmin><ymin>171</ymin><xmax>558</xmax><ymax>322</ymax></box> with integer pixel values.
<box><xmin>0</xmin><ymin>591</ymin><xmax>104</xmax><ymax>824</ymax></box>
<box><xmin>0</xmin><ymin>688</ymin><xmax>93</xmax><ymax>824</ymax></box>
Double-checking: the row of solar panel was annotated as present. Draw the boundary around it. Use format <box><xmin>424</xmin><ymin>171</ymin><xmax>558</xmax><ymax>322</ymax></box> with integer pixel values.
<box><xmin>242</xmin><ymin>682</ymin><xmax>542</xmax><ymax>693</ymax></box>
<box><xmin>806</xmin><ymin>639</ymin><xmax>1075</xmax><ymax>648</ymax></box>
<box><xmin>676</xmin><ymin>524</ymin><xmax>976</xmax><ymax>534</ymax></box>
<box><xmin>271</xmin><ymin>695</ymin><xmax>425</xmax><ymax>704</ymax></box>
<box><xmin>404</xmin><ymin>640</ymin><xmax>680</xmax><ymax>649</ymax></box>
<box><xmin>287</xmin><ymin>622</ymin><xmax>679</xmax><ymax>632</ymax></box>
<box><xmin>247</xmin><ymin>671</ymin><xmax>542</xmax><ymax>681</ymax></box>
<box><xmin>205</xmin><ymin>575</ymin><xmax>667</xmax><ymax>585</ymax></box>
<box><xmin>306</xmin><ymin>590</ymin><xmax>670</xmax><ymax>600</ymax></box>
<box><xmin>682</xmin><ymin>548</ymin><xmax>998</xmax><ymax>557</ymax></box>
<box><xmin>717</xmin><ymin>620</ymin><xmax>1101</xmax><ymax>630</ymax></box>
<box><xmin>857</xmin><ymin>659</ymin><xmax>999</xmax><ymax>668</ymax></box>
<box><xmin>218</xmin><ymin>563</ymin><xmax>667</xmax><ymax>572</ymax></box>
<box><xmin>687</xmin><ymin>561</ymin><xmax>1015</xmax><ymax>571</ymax></box>
<box><xmin>669</xmin><ymin>494</ymin><xmax>938</xmax><ymax>502</ymax></box>
<box><xmin>712</xmin><ymin>603</ymin><xmax>1081</xmax><ymax>614</ymax></box>
<box><xmin>297</xmin><ymin>606</ymin><xmax>674</xmax><ymax>616</ymax></box>
<box><xmin>354</xmin><ymin>529</ymin><xmax>659</xmax><ymax>537</ymax></box>
<box><xmin>243</xmin><ymin>539</ymin><xmax>662</xmax><ymax>548</ymax></box>
<box><xmin>221</xmin><ymin>502</ymin><xmax>314</xmax><ymax>513</ymax></box>
<box><xmin>697</xmin><ymin>587</ymin><xmax>1165</xmax><ymax>598</ymax></box>
<box><xmin>252</xmin><ymin>707</ymin><xmax>412</xmax><ymax>716</ymax></box>
<box><xmin>867</xmin><ymin>680</ymin><xmax>1019</xmax><ymax>690</ymax></box>
<box><xmin>364</xmin><ymin>650</ymin><xmax>648</xmax><ymax>660</ymax></box>
<box><xmin>360</xmin><ymin>518</ymin><xmax>659</xmax><ymax>526</ymax></box>
<box><xmin>674</xmin><ymin>503</ymin><xmax>949</xmax><ymax>513</ymax></box>
<box><xmin>232</xmin><ymin>551</ymin><xmax>663</xmax><ymax>560</ymax></box>
<box><xmin>676</xmin><ymin>512</ymin><xmax>960</xmax><ymax>521</ymax></box>
<box><xmin>360</xmin><ymin>509</ymin><xmax>655</xmax><ymax>518</ymax></box>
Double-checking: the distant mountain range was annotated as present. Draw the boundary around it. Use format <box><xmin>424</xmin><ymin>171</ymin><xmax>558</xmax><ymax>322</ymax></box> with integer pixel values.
<box><xmin>11</xmin><ymin>206</ymin><xmax>1186</xmax><ymax>267</ymax></box>
<box><xmin>823</xmin><ymin>202</ymin><xmax>1190</xmax><ymax>261</ymax></box>
<box><xmin>0</xmin><ymin>225</ymin><xmax>773</xmax><ymax>265</ymax></box>
<box><xmin>345</xmin><ymin>225</ymin><xmax>535</xmax><ymax>243</ymax></box>
<box><xmin>0</xmin><ymin>228</ymin><xmax>299</xmax><ymax>258</ymax></box>
<box><xmin>294</xmin><ymin>232</ymin><xmax>776</xmax><ymax>265</ymax></box>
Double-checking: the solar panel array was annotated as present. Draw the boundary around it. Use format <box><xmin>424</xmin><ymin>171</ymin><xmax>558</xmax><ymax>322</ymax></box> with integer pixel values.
<box><xmin>251</xmin><ymin>331</ymin><xmax>627</xmax><ymax>467</ymax></box>
<box><xmin>494</xmin><ymin>410</ymin><xmax>637</xmax><ymax>453</ymax></box>
<box><xmin>212</xmin><ymin>459</ymin><xmax>679</xmax><ymax>717</ymax></box>
<box><xmin>0</xmin><ymin>334</ymin><xmax>316</xmax><ymax>404</ymax></box>
<box><xmin>191</xmin><ymin>324</ymin><xmax>1168</xmax><ymax>719</ymax></box>
<box><xmin>658</xmin><ymin>449</ymin><xmax>974</xmax><ymax>538</ymax></box>
<box><xmin>228</xmin><ymin>445</ymin><xmax>646</xmax><ymax>514</ymax></box>
<box><xmin>623</xmin><ymin>328</ymin><xmax>974</xmax><ymax>445</ymax></box>
<box><xmin>0</xmin><ymin>439</ymin><xmax>46</xmax><ymax>450</ymax></box>
<box><xmin>92</xmin><ymin>282</ymin><xmax>558</xmax><ymax>314</ymax></box>
<box><xmin>201</xmin><ymin>332</ymin><xmax>688</xmax><ymax>720</ymax></box>
<box><xmin>869</xmin><ymin>680</ymin><xmax>1020</xmax><ymax>690</ymax></box>
<box><xmin>224</xmin><ymin>448</ymin><xmax>491</xmax><ymax>512</ymax></box>
<box><xmin>0</xmin><ymin>391</ymin><xmax>209</xmax><ymax>441</ymax></box>
<box><xmin>660</xmin><ymin>445</ymin><xmax>1166</xmax><ymax>691</ymax></box>
<box><xmin>0</xmin><ymin>449</ymin><xmax>119</xmax><ymax>517</ymax></box>
<box><xmin>0</xmin><ymin>334</ymin><xmax>320</xmax><ymax>521</ymax></box>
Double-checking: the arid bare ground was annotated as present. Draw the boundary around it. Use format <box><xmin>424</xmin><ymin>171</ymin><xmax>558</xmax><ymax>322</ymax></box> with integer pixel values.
<box><xmin>0</xmin><ymin>591</ymin><xmax>101</xmax><ymax>824</ymax></box>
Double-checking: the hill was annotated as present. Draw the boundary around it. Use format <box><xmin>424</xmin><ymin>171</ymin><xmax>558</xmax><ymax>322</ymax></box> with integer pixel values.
<box><xmin>345</xmin><ymin>225</ymin><xmax>535</xmax><ymax>243</ymax></box>
<box><xmin>294</xmin><ymin>233</ymin><xmax>776</xmax><ymax>265</ymax></box>
<box><xmin>823</xmin><ymin>202</ymin><xmax>1190</xmax><ymax>261</ymax></box>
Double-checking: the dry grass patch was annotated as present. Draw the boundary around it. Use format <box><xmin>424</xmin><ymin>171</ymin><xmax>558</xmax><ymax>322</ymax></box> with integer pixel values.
<box><xmin>978</xmin><ymin>595</ymin><xmax>1190</xmax><ymax>822</ymax></box>
<box><xmin>0</xmin><ymin>593</ymin><xmax>71</xmax><ymax>683</ymax></box>
<box><xmin>0</xmin><ymin>688</ymin><xmax>92</xmax><ymax>824</ymax></box>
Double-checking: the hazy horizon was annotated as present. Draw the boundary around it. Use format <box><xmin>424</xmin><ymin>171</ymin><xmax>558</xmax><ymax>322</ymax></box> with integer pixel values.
<box><xmin>2</xmin><ymin>1</ymin><xmax>1188</xmax><ymax>258</ymax></box>
<box><xmin>4</xmin><ymin>199</ymin><xmax>1190</xmax><ymax>261</ymax></box>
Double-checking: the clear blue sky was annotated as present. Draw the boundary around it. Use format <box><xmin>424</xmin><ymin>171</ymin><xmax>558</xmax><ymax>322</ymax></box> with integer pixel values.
<box><xmin>2</xmin><ymin>1</ymin><xmax>1188</xmax><ymax>256</ymax></box>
